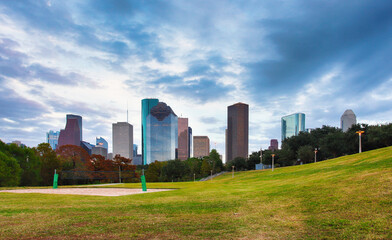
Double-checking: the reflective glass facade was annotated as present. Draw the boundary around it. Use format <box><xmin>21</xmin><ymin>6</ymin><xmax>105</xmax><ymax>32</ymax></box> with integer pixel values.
<box><xmin>146</xmin><ymin>102</ymin><xmax>178</xmax><ymax>164</ymax></box>
<box><xmin>281</xmin><ymin>113</ymin><xmax>305</xmax><ymax>141</ymax></box>
<box><xmin>96</xmin><ymin>137</ymin><xmax>108</xmax><ymax>149</ymax></box>
<box><xmin>141</xmin><ymin>98</ymin><xmax>159</xmax><ymax>165</ymax></box>
<box><xmin>188</xmin><ymin>127</ymin><xmax>192</xmax><ymax>158</ymax></box>
<box><xmin>46</xmin><ymin>130</ymin><xmax>60</xmax><ymax>150</ymax></box>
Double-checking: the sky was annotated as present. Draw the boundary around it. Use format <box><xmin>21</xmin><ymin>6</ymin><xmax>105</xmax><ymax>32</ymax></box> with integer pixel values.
<box><xmin>0</xmin><ymin>0</ymin><xmax>391</xmax><ymax>158</ymax></box>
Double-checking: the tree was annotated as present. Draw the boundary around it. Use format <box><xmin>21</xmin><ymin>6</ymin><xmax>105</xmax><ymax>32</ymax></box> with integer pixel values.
<box><xmin>0</xmin><ymin>151</ymin><xmax>21</xmax><ymax>186</ymax></box>
<box><xmin>227</xmin><ymin>157</ymin><xmax>247</xmax><ymax>171</ymax></box>
<box><xmin>297</xmin><ymin>145</ymin><xmax>314</xmax><ymax>163</ymax></box>
<box><xmin>35</xmin><ymin>143</ymin><xmax>60</xmax><ymax>186</ymax></box>
<box><xmin>200</xmin><ymin>158</ymin><xmax>212</xmax><ymax>177</ymax></box>
<box><xmin>247</xmin><ymin>151</ymin><xmax>261</xmax><ymax>170</ymax></box>
<box><xmin>185</xmin><ymin>157</ymin><xmax>202</xmax><ymax>179</ymax></box>
<box><xmin>145</xmin><ymin>160</ymin><xmax>163</xmax><ymax>182</ymax></box>
<box><xmin>209</xmin><ymin>149</ymin><xmax>223</xmax><ymax>173</ymax></box>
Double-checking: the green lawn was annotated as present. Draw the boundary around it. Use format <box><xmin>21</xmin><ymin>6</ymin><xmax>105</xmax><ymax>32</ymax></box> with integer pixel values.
<box><xmin>1</xmin><ymin>147</ymin><xmax>391</xmax><ymax>239</ymax></box>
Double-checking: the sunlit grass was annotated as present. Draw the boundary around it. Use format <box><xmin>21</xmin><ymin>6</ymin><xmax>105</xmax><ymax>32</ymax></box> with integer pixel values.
<box><xmin>1</xmin><ymin>147</ymin><xmax>391</xmax><ymax>239</ymax></box>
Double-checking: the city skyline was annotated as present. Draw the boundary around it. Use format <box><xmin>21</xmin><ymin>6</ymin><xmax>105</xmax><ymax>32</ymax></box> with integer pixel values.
<box><xmin>1</xmin><ymin>1</ymin><xmax>391</xmax><ymax>156</ymax></box>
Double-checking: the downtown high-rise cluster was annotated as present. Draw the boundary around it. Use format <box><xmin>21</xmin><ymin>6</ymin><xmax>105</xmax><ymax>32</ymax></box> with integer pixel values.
<box><xmin>44</xmin><ymin>98</ymin><xmax>357</xmax><ymax>164</ymax></box>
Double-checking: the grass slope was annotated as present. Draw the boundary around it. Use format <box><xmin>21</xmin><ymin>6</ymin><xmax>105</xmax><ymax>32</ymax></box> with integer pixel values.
<box><xmin>1</xmin><ymin>147</ymin><xmax>391</xmax><ymax>239</ymax></box>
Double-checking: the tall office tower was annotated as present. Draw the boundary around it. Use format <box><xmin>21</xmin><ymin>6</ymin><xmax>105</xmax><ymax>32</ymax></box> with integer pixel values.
<box><xmin>46</xmin><ymin>130</ymin><xmax>60</xmax><ymax>150</ymax></box>
<box><xmin>268</xmin><ymin>139</ymin><xmax>279</xmax><ymax>151</ymax></box>
<box><xmin>281</xmin><ymin>113</ymin><xmax>305</xmax><ymax>141</ymax></box>
<box><xmin>193</xmin><ymin>136</ymin><xmax>210</xmax><ymax>158</ymax></box>
<box><xmin>58</xmin><ymin>114</ymin><xmax>82</xmax><ymax>147</ymax></box>
<box><xmin>96</xmin><ymin>137</ymin><xmax>108</xmax><ymax>149</ymax></box>
<box><xmin>112</xmin><ymin>122</ymin><xmax>133</xmax><ymax>159</ymax></box>
<box><xmin>226</xmin><ymin>102</ymin><xmax>249</xmax><ymax>163</ymax></box>
<box><xmin>178</xmin><ymin>118</ymin><xmax>189</xmax><ymax>160</ymax></box>
<box><xmin>146</xmin><ymin>102</ymin><xmax>178</xmax><ymax>164</ymax></box>
<box><xmin>141</xmin><ymin>98</ymin><xmax>159</xmax><ymax>165</ymax></box>
<box><xmin>92</xmin><ymin>145</ymin><xmax>108</xmax><ymax>159</ymax></box>
<box><xmin>188</xmin><ymin>127</ymin><xmax>193</xmax><ymax>158</ymax></box>
<box><xmin>133</xmin><ymin>144</ymin><xmax>138</xmax><ymax>157</ymax></box>
<box><xmin>66</xmin><ymin>114</ymin><xmax>82</xmax><ymax>140</ymax></box>
<box><xmin>341</xmin><ymin>109</ymin><xmax>357</xmax><ymax>132</ymax></box>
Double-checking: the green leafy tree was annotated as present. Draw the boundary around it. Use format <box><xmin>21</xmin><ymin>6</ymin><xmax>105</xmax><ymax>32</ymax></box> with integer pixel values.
<box><xmin>227</xmin><ymin>157</ymin><xmax>247</xmax><ymax>171</ymax></box>
<box><xmin>35</xmin><ymin>143</ymin><xmax>60</xmax><ymax>185</ymax></box>
<box><xmin>209</xmin><ymin>149</ymin><xmax>223</xmax><ymax>173</ymax></box>
<box><xmin>0</xmin><ymin>151</ymin><xmax>21</xmax><ymax>186</ymax></box>
<box><xmin>297</xmin><ymin>145</ymin><xmax>314</xmax><ymax>163</ymax></box>
<box><xmin>200</xmin><ymin>158</ymin><xmax>212</xmax><ymax>177</ymax></box>
<box><xmin>247</xmin><ymin>151</ymin><xmax>261</xmax><ymax>170</ymax></box>
<box><xmin>145</xmin><ymin>160</ymin><xmax>163</xmax><ymax>182</ymax></box>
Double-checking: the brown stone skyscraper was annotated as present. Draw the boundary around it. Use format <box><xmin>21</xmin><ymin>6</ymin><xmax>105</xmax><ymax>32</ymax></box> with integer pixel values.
<box><xmin>226</xmin><ymin>102</ymin><xmax>248</xmax><ymax>163</ymax></box>
<box><xmin>177</xmin><ymin>118</ymin><xmax>189</xmax><ymax>160</ymax></box>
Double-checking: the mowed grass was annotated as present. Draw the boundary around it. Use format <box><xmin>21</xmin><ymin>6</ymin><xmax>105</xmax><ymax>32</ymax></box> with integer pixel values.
<box><xmin>1</xmin><ymin>147</ymin><xmax>391</xmax><ymax>239</ymax></box>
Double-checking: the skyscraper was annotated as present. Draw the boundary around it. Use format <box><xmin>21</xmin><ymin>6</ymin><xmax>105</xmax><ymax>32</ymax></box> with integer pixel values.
<box><xmin>281</xmin><ymin>113</ymin><xmax>305</xmax><ymax>141</ymax></box>
<box><xmin>188</xmin><ymin>127</ymin><xmax>192</xmax><ymax>158</ymax></box>
<box><xmin>146</xmin><ymin>102</ymin><xmax>178</xmax><ymax>164</ymax></box>
<box><xmin>268</xmin><ymin>139</ymin><xmax>279</xmax><ymax>151</ymax></box>
<box><xmin>96</xmin><ymin>137</ymin><xmax>108</xmax><ymax>150</ymax></box>
<box><xmin>178</xmin><ymin>118</ymin><xmax>189</xmax><ymax>160</ymax></box>
<box><xmin>112</xmin><ymin>122</ymin><xmax>133</xmax><ymax>159</ymax></box>
<box><xmin>141</xmin><ymin>98</ymin><xmax>159</xmax><ymax>165</ymax></box>
<box><xmin>226</xmin><ymin>102</ymin><xmax>249</xmax><ymax>163</ymax></box>
<box><xmin>193</xmin><ymin>136</ymin><xmax>210</xmax><ymax>158</ymax></box>
<box><xmin>341</xmin><ymin>109</ymin><xmax>357</xmax><ymax>132</ymax></box>
<box><xmin>58</xmin><ymin>114</ymin><xmax>82</xmax><ymax>147</ymax></box>
<box><xmin>46</xmin><ymin>130</ymin><xmax>60</xmax><ymax>150</ymax></box>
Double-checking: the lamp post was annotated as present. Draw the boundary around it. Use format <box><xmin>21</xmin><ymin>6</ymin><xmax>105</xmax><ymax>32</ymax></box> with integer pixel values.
<box><xmin>271</xmin><ymin>154</ymin><xmax>275</xmax><ymax>171</ymax></box>
<box><xmin>314</xmin><ymin>148</ymin><xmax>318</xmax><ymax>163</ymax></box>
<box><xmin>194</xmin><ymin>173</ymin><xmax>196</xmax><ymax>182</ymax></box>
<box><xmin>356</xmin><ymin>130</ymin><xmax>365</xmax><ymax>153</ymax></box>
<box><xmin>232</xmin><ymin>165</ymin><xmax>235</xmax><ymax>178</ymax></box>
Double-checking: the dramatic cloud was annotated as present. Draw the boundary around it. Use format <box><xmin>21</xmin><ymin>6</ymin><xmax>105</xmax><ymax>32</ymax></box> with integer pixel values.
<box><xmin>0</xmin><ymin>0</ymin><xmax>391</xmax><ymax>156</ymax></box>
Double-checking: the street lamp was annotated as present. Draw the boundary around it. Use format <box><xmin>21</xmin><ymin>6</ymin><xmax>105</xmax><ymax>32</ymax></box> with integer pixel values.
<box><xmin>356</xmin><ymin>130</ymin><xmax>365</xmax><ymax>153</ymax></box>
<box><xmin>271</xmin><ymin>154</ymin><xmax>275</xmax><ymax>171</ymax></box>
<box><xmin>210</xmin><ymin>170</ymin><xmax>213</xmax><ymax>181</ymax></box>
<box><xmin>314</xmin><ymin>148</ymin><xmax>318</xmax><ymax>163</ymax></box>
<box><xmin>194</xmin><ymin>173</ymin><xmax>196</xmax><ymax>182</ymax></box>
<box><xmin>232</xmin><ymin>165</ymin><xmax>235</xmax><ymax>178</ymax></box>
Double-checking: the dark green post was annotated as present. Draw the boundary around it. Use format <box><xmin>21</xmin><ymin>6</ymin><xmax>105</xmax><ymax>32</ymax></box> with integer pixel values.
<box><xmin>141</xmin><ymin>169</ymin><xmax>147</xmax><ymax>192</ymax></box>
<box><xmin>53</xmin><ymin>169</ymin><xmax>58</xmax><ymax>189</ymax></box>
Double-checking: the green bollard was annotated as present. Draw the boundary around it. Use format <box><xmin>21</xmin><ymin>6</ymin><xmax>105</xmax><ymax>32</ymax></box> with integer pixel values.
<box><xmin>53</xmin><ymin>173</ymin><xmax>58</xmax><ymax>189</ymax></box>
<box><xmin>141</xmin><ymin>175</ymin><xmax>147</xmax><ymax>192</ymax></box>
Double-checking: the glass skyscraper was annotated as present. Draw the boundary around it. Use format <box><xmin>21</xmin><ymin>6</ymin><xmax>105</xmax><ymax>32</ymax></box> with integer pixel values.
<box><xmin>46</xmin><ymin>130</ymin><xmax>60</xmax><ymax>150</ymax></box>
<box><xmin>146</xmin><ymin>102</ymin><xmax>178</xmax><ymax>164</ymax></box>
<box><xmin>142</xmin><ymin>98</ymin><xmax>159</xmax><ymax>165</ymax></box>
<box><xmin>96</xmin><ymin>137</ymin><xmax>108</xmax><ymax>149</ymax></box>
<box><xmin>281</xmin><ymin>113</ymin><xmax>305</xmax><ymax>141</ymax></box>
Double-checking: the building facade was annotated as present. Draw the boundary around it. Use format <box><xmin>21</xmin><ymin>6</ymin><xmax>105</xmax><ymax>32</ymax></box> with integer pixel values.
<box><xmin>142</xmin><ymin>98</ymin><xmax>159</xmax><ymax>165</ymax></box>
<box><xmin>112</xmin><ymin>122</ymin><xmax>133</xmax><ymax>159</ymax></box>
<box><xmin>96</xmin><ymin>137</ymin><xmax>108</xmax><ymax>150</ymax></box>
<box><xmin>268</xmin><ymin>139</ymin><xmax>279</xmax><ymax>151</ymax></box>
<box><xmin>341</xmin><ymin>109</ymin><xmax>357</xmax><ymax>132</ymax></box>
<box><xmin>178</xmin><ymin>118</ymin><xmax>189</xmax><ymax>160</ymax></box>
<box><xmin>193</xmin><ymin>136</ymin><xmax>210</xmax><ymax>158</ymax></box>
<box><xmin>281</xmin><ymin>113</ymin><xmax>305</xmax><ymax>141</ymax></box>
<box><xmin>226</xmin><ymin>102</ymin><xmax>249</xmax><ymax>163</ymax></box>
<box><xmin>46</xmin><ymin>130</ymin><xmax>60</xmax><ymax>150</ymax></box>
<box><xmin>58</xmin><ymin>114</ymin><xmax>82</xmax><ymax>147</ymax></box>
<box><xmin>146</xmin><ymin>102</ymin><xmax>178</xmax><ymax>164</ymax></box>
<box><xmin>188</xmin><ymin>127</ymin><xmax>192</xmax><ymax>158</ymax></box>
<box><xmin>92</xmin><ymin>145</ymin><xmax>108</xmax><ymax>159</ymax></box>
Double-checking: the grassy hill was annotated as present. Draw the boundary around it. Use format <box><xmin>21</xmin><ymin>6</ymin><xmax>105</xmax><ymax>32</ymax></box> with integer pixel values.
<box><xmin>1</xmin><ymin>147</ymin><xmax>391</xmax><ymax>239</ymax></box>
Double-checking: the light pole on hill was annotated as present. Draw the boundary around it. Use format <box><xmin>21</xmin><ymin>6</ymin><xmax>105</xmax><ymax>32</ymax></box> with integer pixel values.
<box><xmin>356</xmin><ymin>130</ymin><xmax>365</xmax><ymax>153</ymax></box>
<box><xmin>210</xmin><ymin>170</ymin><xmax>213</xmax><ymax>181</ymax></box>
<box><xmin>271</xmin><ymin>154</ymin><xmax>275</xmax><ymax>172</ymax></box>
<box><xmin>232</xmin><ymin>165</ymin><xmax>235</xmax><ymax>178</ymax></box>
<box><xmin>314</xmin><ymin>148</ymin><xmax>318</xmax><ymax>163</ymax></box>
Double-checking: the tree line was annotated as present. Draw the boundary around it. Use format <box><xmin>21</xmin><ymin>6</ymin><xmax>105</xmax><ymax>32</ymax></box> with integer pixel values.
<box><xmin>141</xmin><ymin>149</ymin><xmax>224</xmax><ymax>182</ymax></box>
<box><xmin>0</xmin><ymin>141</ymin><xmax>138</xmax><ymax>187</ymax></box>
